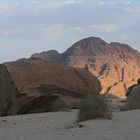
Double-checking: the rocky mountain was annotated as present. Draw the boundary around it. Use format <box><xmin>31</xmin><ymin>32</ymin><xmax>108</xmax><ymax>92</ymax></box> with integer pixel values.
<box><xmin>32</xmin><ymin>37</ymin><xmax>140</xmax><ymax>98</ymax></box>
<box><xmin>0</xmin><ymin>58</ymin><xmax>101</xmax><ymax>116</ymax></box>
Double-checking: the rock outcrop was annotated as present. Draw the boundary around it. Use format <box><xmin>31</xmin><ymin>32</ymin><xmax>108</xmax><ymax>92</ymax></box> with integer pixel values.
<box><xmin>125</xmin><ymin>79</ymin><xmax>140</xmax><ymax>109</ymax></box>
<box><xmin>0</xmin><ymin>58</ymin><xmax>101</xmax><ymax>116</ymax></box>
<box><xmin>32</xmin><ymin>37</ymin><xmax>140</xmax><ymax>98</ymax></box>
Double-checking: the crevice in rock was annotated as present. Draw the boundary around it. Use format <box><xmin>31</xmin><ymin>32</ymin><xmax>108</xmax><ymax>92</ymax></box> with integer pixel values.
<box><xmin>114</xmin><ymin>65</ymin><xmax>121</xmax><ymax>80</ymax></box>
<box><xmin>121</xmin><ymin>67</ymin><xmax>125</xmax><ymax>82</ymax></box>
<box><xmin>105</xmin><ymin>81</ymin><xmax>120</xmax><ymax>93</ymax></box>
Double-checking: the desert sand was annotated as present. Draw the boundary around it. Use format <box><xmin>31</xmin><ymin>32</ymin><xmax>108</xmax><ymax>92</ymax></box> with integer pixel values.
<box><xmin>0</xmin><ymin>109</ymin><xmax>140</xmax><ymax>140</ymax></box>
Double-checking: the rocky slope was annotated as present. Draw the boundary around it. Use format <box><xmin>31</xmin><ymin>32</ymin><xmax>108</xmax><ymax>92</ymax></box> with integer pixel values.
<box><xmin>0</xmin><ymin>58</ymin><xmax>101</xmax><ymax>116</ymax></box>
<box><xmin>32</xmin><ymin>37</ymin><xmax>140</xmax><ymax>98</ymax></box>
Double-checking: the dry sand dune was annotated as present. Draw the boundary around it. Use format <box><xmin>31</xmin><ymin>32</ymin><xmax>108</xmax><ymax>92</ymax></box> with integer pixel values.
<box><xmin>0</xmin><ymin>109</ymin><xmax>140</xmax><ymax>140</ymax></box>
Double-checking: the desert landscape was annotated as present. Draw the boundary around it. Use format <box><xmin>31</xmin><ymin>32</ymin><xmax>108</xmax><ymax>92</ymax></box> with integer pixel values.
<box><xmin>0</xmin><ymin>109</ymin><xmax>140</xmax><ymax>140</ymax></box>
<box><xmin>1</xmin><ymin>36</ymin><xmax>140</xmax><ymax>116</ymax></box>
<box><xmin>0</xmin><ymin>0</ymin><xmax>140</xmax><ymax>140</ymax></box>
<box><xmin>0</xmin><ymin>36</ymin><xmax>139</xmax><ymax>140</ymax></box>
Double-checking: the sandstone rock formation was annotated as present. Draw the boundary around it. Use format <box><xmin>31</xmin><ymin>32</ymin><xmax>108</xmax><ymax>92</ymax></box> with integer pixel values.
<box><xmin>0</xmin><ymin>58</ymin><xmax>101</xmax><ymax>116</ymax></box>
<box><xmin>32</xmin><ymin>37</ymin><xmax>140</xmax><ymax>98</ymax></box>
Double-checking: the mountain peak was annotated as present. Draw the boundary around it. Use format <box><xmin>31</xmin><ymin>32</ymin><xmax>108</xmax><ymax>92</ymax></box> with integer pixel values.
<box><xmin>109</xmin><ymin>42</ymin><xmax>138</xmax><ymax>53</ymax></box>
<box><xmin>63</xmin><ymin>36</ymin><xmax>107</xmax><ymax>57</ymax></box>
<box><xmin>75</xmin><ymin>36</ymin><xmax>107</xmax><ymax>47</ymax></box>
<box><xmin>83</xmin><ymin>36</ymin><xmax>106</xmax><ymax>42</ymax></box>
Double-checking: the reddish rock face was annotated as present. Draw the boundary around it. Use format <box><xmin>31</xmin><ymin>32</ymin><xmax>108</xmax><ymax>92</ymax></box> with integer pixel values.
<box><xmin>0</xmin><ymin>58</ymin><xmax>101</xmax><ymax>116</ymax></box>
<box><xmin>32</xmin><ymin>37</ymin><xmax>140</xmax><ymax>98</ymax></box>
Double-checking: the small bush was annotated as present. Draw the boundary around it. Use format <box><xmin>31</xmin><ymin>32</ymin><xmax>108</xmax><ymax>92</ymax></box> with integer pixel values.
<box><xmin>77</xmin><ymin>95</ymin><xmax>112</xmax><ymax>122</ymax></box>
<box><xmin>51</xmin><ymin>98</ymin><xmax>69</xmax><ymax>112</ymax></box>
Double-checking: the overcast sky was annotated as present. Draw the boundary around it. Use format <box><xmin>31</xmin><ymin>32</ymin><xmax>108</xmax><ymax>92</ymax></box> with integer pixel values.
<box><xmin>0</xmin><ymin>0</ymin><xmax>140</xmax><ymax>62</ymax></box>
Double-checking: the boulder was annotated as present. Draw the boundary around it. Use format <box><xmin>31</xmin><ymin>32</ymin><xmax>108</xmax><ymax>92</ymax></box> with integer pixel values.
<box><xmin>125</xmin><ymin>84</ymin><xmax>140</xmax><ymax>110</ymax></box>
<box><xmin>0</xmin><ymin>58</ymin><xmax>101</xmax><ymax>116</ymax></box>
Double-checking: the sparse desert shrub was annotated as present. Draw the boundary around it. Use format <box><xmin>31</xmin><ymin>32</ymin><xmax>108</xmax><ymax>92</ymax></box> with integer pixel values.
<box><xmin>77</xmin><ymin>95</ymin><xmax>112</xmax><ymax>122</ymax></box>
<box><xmin>51</xmin><ymin>98</ymin><xmax>69</xmax><ymax>112</ymax></box>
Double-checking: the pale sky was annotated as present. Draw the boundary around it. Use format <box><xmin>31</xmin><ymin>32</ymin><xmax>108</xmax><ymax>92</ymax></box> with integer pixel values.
<box><xmin>0</xmin><ymin>0</ymin><xmax>140</xmax><ymax>62</ymax></box>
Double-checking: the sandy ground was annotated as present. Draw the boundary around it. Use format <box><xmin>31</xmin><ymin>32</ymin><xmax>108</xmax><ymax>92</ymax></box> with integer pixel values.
<box><xmin>0</xmin><ymin>109</ymin><xmax>140</xmax><ymax>140</ymax></box>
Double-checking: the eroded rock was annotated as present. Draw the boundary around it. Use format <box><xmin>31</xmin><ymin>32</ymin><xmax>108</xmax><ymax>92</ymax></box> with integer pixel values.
<box><xmin>0</xmin><ymin>58</ymin><xmax>101</xmax><ymax>116</ymax></box>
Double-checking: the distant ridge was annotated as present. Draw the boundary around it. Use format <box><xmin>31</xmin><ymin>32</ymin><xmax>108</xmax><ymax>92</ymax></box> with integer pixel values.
<box><xmin>32</xmin><ymin>37</ymin><xmax>140</xmax><ymax>98</ymax></box>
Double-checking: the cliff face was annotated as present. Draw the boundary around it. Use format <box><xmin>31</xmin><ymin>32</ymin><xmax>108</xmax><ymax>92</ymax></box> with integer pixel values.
<box><xmin>0</xmin><ymin>65</ymin><xmax>18</xmax><ymax>116</ymax></box>
<box><xmin>32</xmin><ymin>37</ymin><xmax>140</xmax><ymax>98</ymax></box>
<box><xmin>0</xmin><ymin>58</ymin><xmax>101</xmax><ymax>116</ymax></box>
